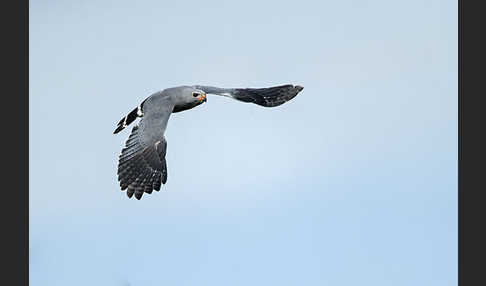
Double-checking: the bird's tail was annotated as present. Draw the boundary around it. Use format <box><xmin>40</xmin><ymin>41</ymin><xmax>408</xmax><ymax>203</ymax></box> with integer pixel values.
<box><xmin>113</xmin><ymin>99</ymin><xmax>147</xmax><ymax>134</ymax></box>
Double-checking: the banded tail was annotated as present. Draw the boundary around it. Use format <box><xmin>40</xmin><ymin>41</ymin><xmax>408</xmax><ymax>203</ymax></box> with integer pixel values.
<box><xmin>113</xmin><ymin>99</ymin><xmax>147</xmax><ymax>134</ymax></box>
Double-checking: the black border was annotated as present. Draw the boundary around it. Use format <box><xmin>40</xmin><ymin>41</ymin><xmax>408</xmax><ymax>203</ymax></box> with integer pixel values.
<box><xmin>2</xmin><ymin>0</ymin><xmax>29</xmax><ymax>285</ymax></box>
<box><xmin>459</xmin><ymin>0</ymin><xmax>485</xmax><ymax>285</ymax></box>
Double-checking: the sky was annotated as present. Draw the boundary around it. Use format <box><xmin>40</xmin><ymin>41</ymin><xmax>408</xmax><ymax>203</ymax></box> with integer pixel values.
<box><xmin>29</xmin><ymin>0</ymin><xmax>457</xmax><ymax>285</ymax></box>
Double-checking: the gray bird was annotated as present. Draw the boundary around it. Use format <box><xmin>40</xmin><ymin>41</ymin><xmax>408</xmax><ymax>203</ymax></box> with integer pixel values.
<box><xmin>114</xmin><ymin>84</ymin><xmax>304</xmax><ymax>200</ymax></box>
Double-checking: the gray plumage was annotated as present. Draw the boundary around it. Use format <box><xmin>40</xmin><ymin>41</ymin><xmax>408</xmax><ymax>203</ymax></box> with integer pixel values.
<box><xmin>114</xmin><ymin>84</ymin><xmax>303</xmax><ymax>200</ymax></box>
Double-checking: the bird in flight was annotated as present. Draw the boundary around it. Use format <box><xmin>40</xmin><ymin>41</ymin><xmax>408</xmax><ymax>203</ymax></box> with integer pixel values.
<box><xmin>114</xmin><ymin>84</ymin><xmax>304</xmax><ymax>200</ymax></box>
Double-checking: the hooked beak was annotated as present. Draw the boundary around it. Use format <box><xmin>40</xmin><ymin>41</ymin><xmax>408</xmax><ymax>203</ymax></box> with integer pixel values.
<box><xmin>197</xmin><ymin>93</ymin><xmax>207</xmax><ymax>102</ymax></box>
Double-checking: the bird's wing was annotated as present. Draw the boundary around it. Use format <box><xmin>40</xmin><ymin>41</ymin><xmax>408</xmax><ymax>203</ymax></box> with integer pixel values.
<box><xmin>193</xmin><ymin>84</ymin><xmax>303</xmax><ymax>107</ymax></box>
<box><xmin>116</xmin><ymin>95</ymin><xmax>173</xmax><ymax>200</ymax></box>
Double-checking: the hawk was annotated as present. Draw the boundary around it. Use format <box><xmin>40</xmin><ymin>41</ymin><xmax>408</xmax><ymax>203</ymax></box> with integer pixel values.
<box><xmin>114</xmin><ymin>84</ymin><xmax>303</xmax><ymax>199</ymax></box>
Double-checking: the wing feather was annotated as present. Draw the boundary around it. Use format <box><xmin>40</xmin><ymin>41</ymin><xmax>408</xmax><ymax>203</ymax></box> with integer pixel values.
<box><xmin>115</xmin><ymin>94</ymin><xmax>173</xmax><ymax>200</ymax></box>
<box><xmin>194</xmin><ymin>84</ymin><xmax>303</xmax><ymax>107</ymax></box>
<box><xmin>117</xmin><ymin>126</ymin><xmax>169</xmax><ymax>199</ymax></box>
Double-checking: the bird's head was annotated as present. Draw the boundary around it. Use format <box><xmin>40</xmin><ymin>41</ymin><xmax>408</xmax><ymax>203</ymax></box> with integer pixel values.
<box><xmin>172</xmin><ymin>86</ymin><xmax>207</xmax><ymax>113</ymax></box>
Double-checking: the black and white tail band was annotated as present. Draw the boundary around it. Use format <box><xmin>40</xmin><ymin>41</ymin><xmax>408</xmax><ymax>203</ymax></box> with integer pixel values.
<box><xmin>113</xmin><ymin>100</ymin><xmax>146</xmax><ymax>134</ymax></box>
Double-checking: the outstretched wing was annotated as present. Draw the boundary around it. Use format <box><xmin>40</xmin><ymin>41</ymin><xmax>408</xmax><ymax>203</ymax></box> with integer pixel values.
<box><xmin>193</xmin><ymin>84</ymin><xmax>303</xmax><ymax>107</ymax></box>
<box><xmin>116</xmin><ymin>95</ymin><xmax>173</xmax><ymax>200</ymax></box>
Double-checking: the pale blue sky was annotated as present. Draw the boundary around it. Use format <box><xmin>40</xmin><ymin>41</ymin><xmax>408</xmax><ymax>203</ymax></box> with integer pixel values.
<box><xmin>29</xmin><ymin>0</ymin><xmax>457</xmax><ymax>285</ymax></box>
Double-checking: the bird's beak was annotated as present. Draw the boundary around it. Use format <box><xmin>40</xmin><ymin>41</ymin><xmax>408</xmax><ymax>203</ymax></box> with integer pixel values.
<box><xmin>197</xmin><ymin>93</ymin><xmax>207</xmax><ymax>102</ymax></box>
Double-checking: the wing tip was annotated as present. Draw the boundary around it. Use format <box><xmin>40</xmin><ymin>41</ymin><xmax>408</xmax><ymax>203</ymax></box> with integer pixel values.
<box><xmin>294</xmin><ymin>85</ymin><xmax>304</xmax><ymax>92</ymax></box>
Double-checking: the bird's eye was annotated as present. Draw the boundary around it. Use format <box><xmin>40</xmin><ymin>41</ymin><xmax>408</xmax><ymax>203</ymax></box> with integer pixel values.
<box><xmin>192</xmin><ymin>92</ymin><xmax>199</xmax><ymax>97</ymax></box>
